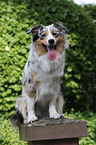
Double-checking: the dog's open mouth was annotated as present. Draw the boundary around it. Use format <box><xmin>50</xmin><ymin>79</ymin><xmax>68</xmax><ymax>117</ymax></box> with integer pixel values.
<box><xmin>42</xmin><ymin>44</ymin><xmax>57</xmax><ymax>61</ymax></box>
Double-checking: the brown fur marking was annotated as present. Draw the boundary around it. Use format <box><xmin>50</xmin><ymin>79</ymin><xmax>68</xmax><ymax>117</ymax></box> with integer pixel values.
<box><xmin>51</xmin><ymin>29</ymin><xmax>55</xmax><ymax>34</ymax></box>
<box><xmin>31</xmin><ymin>70</ymin><xmax>39</xmax><ymax>91</ymax></box>
<box><xmin>56</xmin><ymin>36</ymin><xmax>64</xmax><ymax>53</ymax></box>
<box><xmin>24</xmin><ymin>85</ymin><xmax>36</xmax><ymax>98</ymax></box>
<box><xmin>34</xmin><ymin>37</ymin><xmax>47</xmax><ymax>56</ymax></box>
<box><xmin>24</xmin><ymin>71</ymin><xmax>39</xmax><ymax>98</ymax></box>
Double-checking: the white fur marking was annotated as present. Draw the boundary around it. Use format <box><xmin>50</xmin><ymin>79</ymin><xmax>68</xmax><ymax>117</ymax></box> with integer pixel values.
<box><xmin>27</xmin><ymin>97</ymin><xmax>38</xmax><ymax>123</ymax></box>
<box><xmin>49</xmin><ymin>97</ymin><xmax>60</xmax><ymax>119</ymax></box>
<box><xmin>47</xmin><ymin>26</ymin><xmax>56</xmax><ymax>46</ymax></box>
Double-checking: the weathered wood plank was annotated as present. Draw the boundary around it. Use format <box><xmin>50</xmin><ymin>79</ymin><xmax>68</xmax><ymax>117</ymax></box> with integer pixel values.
<box><xmin>19</xmin><ymin>118</ymin><xmax>87</xmax><ymax>141</ymax></box>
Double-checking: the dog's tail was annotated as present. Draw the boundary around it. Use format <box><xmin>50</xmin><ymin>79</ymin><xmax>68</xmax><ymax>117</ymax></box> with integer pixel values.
<box><xmin>10</xmin><ymin>109</ymin><xmax>24</xmax><ymax>130</ymax></box>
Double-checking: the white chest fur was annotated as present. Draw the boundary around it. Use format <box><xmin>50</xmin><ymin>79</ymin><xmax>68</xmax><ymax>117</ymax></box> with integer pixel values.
<box><xmin>36</xmin><ymin>76</ymin><xmax>60</xmax><ymax>102</ymax></box>
<box><xmin>24</xmin><ymin>43</ymin><xmax>65</xmax><ymax>103</ymax></box>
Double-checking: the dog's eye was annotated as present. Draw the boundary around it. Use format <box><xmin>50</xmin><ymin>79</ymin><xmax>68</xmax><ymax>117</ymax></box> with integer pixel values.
<box><xmin>40</xmin><ymin>34</ymin><xmax>46</xmax><ymax>40</ymax></box>
<box><xmin>52</xmin><ymin>32</ymin><xmax>58</xmax><ymax>38</ymax></box>
<box><xmin>41</xmin><ymin>34</ymin><xmax>46</xmax><ymax>37</ymax></box>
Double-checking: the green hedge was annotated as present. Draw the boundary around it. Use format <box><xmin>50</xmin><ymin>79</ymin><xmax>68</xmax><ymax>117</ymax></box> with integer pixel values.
<box><xmin>0</xmin><ymin>1</ymin><xmax>31</xmax><ymax>117</ymax></box>
<box><xmin>0</xmin><ymin>117</ymin><xmax>27</xmax><ymax>145</ymax></box>
<box><xmin>0</xmin><ymin>0</ymin><xmax>96</xmax><ymax>118</ymax></box>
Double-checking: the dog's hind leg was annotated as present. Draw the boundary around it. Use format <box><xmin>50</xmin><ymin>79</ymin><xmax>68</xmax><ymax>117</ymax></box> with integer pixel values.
<box><xmin>56</xmin><ymin>94</ymin><xmax>64</xmax><ymax>117</ymax></box>
<box><xmin>15</xmin><ymin>96</ymin><xmax>27</xmax><ymax>119</ymax></box>
<box><xmin>49</xmin><ymin>96</ymin><xmax>60</xmax><ymax>119</ymax></box>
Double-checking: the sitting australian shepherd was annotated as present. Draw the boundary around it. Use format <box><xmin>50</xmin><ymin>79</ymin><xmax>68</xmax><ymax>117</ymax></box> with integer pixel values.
<box><xmin>11</xmin><ymin>22</ymin><xmax>68</xmax><ymax>128</ymax></box>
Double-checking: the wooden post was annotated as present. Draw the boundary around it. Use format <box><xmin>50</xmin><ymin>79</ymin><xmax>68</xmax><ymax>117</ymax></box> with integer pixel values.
<box><xmin>19</xmin><ymin>118</ymin><xmax>87</xmax><ymax>145</ymax></box>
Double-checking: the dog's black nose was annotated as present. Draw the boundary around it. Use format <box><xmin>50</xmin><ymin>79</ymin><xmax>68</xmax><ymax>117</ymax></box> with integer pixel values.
<box><xmin>48</xmin><ymin>39</ymin><xmax>55</xmax><ymax>45</ymax></box>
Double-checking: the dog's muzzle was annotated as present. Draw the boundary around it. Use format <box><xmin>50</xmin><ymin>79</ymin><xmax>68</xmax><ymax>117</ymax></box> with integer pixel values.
<box><xmin>42</xmin><ymin>39</ymin><xmax>57</xmax><ymax>61</ymax></box>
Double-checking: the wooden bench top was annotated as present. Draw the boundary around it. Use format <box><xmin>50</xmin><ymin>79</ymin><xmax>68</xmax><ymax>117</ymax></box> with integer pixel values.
<box><xmin>19</xmin><ymin>118</ymin><xmax>87</xmax><ymax>141</ymax></box>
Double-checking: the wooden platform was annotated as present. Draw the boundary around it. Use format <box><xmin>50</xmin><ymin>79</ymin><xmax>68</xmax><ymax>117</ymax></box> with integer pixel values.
<box><xmin>19</xmin><ymin>118</ymin><xmax>87</xmax><ymax>145</ymax></box>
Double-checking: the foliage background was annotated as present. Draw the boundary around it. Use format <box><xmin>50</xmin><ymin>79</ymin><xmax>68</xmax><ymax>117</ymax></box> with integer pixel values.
<box><xmin>0</xmin><ymin>0</ymin><xmax>96</xmax><ymax>144</ymax></box>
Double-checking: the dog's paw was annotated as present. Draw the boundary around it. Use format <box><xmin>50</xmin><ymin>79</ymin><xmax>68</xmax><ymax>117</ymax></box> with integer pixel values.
<box><xmin>27</xmin><ymin>115</ymin><xmax>38</xmax><ymax>123</ymax></box>
<box><xmin>50</xmin><ymin>112</ymin><xmax>60</xmax><ymax>119</ymax></box>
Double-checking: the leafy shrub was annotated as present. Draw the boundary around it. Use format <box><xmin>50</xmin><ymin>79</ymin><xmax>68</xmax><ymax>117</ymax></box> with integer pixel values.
<box><xmin>84</xmin><ymin>4</ymin><xmax>96</xmax><ymax>20</ymax></box>
<box><xmin>0</xmin><ymin>1</ymin><xmax>34</xmax><ymax>118</ymax></box>
<box><xmin>0</xmin><ymin>0</ymin><xmax>96</xmax><ymax>119</ymax></box>
<box><xmin>0</xmin><ymin>117</ymin><xmax>27</xmax><ymax>145</ymax></box>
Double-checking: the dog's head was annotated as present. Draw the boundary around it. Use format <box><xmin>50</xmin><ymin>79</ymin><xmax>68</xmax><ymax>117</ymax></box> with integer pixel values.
<box><xmin>27</xmin><ymin>23</ymin><xmax>68</xmax><ymax>61</ymax></box>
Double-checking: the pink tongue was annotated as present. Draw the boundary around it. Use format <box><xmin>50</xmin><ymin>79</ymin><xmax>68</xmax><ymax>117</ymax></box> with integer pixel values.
<box><xmin>47</xmin><ymin>47</ymin><xmax>57</xmax><ymax>61</ymax></box>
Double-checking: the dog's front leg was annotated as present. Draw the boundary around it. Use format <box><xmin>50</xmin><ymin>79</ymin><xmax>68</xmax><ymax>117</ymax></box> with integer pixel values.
<box><xmin>27</xmin><ymin>97</ymin><xmax>38</xmax><ymax>123</ymax></box>
<box><xmin>49</xmin><ymin>97</ymin><xmax>60</xmax><ymax>119</ymax></box>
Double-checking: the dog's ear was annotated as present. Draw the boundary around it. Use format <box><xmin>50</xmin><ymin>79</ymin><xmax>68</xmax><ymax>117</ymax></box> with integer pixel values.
<box><xmin>27</xmin><ymin>24</ymin><xmax>44</xmax><ymax>42</ymax></box>
<box><xmin>26</xmin><ymin>24</ymin><xmax>43</xmax><ymax>35</ymax></box>
<box><xmin>53</xmin><ymin>22</ymin><xmax>68</xmax><ymax>32</ymax></box>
